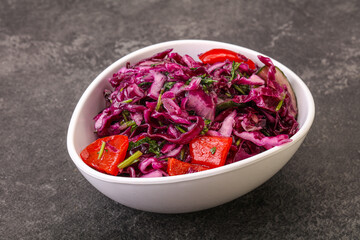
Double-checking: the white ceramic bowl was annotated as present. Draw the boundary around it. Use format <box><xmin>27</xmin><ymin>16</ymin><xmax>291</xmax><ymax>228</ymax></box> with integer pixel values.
<box><xmin>67</xmin><ymin>40</ymin><xmax>315</xmax><ymax>213</ymax></box>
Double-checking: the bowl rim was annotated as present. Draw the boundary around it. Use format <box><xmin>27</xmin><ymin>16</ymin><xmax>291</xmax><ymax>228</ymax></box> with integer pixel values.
<box><xmin>67</xmin><ymin>39</ymin><xmax>315</xmax><ymax>185</ymax></box>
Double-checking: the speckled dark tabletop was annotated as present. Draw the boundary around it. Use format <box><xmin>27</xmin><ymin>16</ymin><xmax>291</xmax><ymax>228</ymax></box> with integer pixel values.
<box><xmin>1</xmin><ymin>0</ymin><xmax>359</xmax><ymax>239</ymax></box>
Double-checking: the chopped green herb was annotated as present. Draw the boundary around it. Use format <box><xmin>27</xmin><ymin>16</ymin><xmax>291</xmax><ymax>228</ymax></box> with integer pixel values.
<box><xmin>180</xmin><ymin>148</ymin><xmax>185</xmax><ymax>160</ymax></box>
<box><xmin>117</xmin><ymin>150</ymin><xmax>143</xmax><ymax>169</ymax></box>
<box><xmin>175</xmin><ymin>125</ymin><xmax>187</xmax><ymax>133</ymax></box>
<box><xmin>130</xmin><ymin>124</ymin><xmax>137</xmax><ymax>133</ymax></box>
<box><xmin>200</xmin><ymin>74</ymin><xmax>217</xmax><ymax>94</ymax></box>
<box><xmin>97</xmin><ymin>141</ymin><xmax>106</xmax><ymax>159</ymax></box>
<box><xmin>125</xmin><ymin>120</ymin><xmax>136</xmax><ymax>127</ymax></box>
<box><xmin>128</xmin><ymin>137</ymin><xmax>162</xmax><ymax>156</ymax></box>
<box><xmin>215</xmin><ymin>101</ymin><xmax>247</xmax><ymax>114</ymax></box>
<box><xmin>201</xmin><ymin>77</ymin><xmax>217</xmax><ymax>85</ymax></box>
<box><xmin>210</xmin><ymin>147</ymin><xmax>217</xmax><ymax>154</ymax></box>
<box><xmin>276</xmin><ymin>94</ymin><xmax>286</xmax><ymax>111</ymax></box>
<box><xmin>200</xmin><ymin>75</ymin><xmax>217</xmax><ymax>94</ymax></box>
<box><xmin>155</xmin><ymin>89</ymin><xmax>164</xmax><ymax>111</ymax></box>
<box><xmin>163</xmin><ymin>81</ymin><xmax>176</xmax><ymax>91</ymax></box>
<box><xmin>138</xmin><ymin>82</ymin><xmax>152</xmax><ymax>87</ymax></box>
<box><xmin>122</xmin><ymin>110</ymin><xmax>129</xmax><ymax>122</ymax></box>
<box><xmin>225</xmin><ymin>92</ymin><xmax>232</xmax><ymax>98</ymax></box>
<box><xmin>201</xmin><ymin>119</ymin><xmax>212</xmax><ymax>135</ymax></box>
<box><xmin>233</xmin><ymin>84</ymin><xmax>248</xmax><ymax>95</ymax></box>
<box><xmin>230</xmin><ymin>61</ymin><xmax>241</xmax><ymax>81</ymax></box>
<box><xmin>121</xmin><ymin>99</ymin><xmax>133</xmax><ymax>103</ymax></box>
<box><xmin>235</xmin><ymin>139</ymin><xmax>241</xmax><ymax>146</ymax></box>
<box><xmin>261</xmin><ymin>129</ymin><xmax>271</xmax><ymax>136</ymax></box>
<box><xmin>202</xmin><ymin>85</ymin><xmax>209</xmax><ymax>94</ymax></box>
<box><xmin>201</xmin><ymin>127</ymin><xmax>209</xmax><ymax>135</ymax></box>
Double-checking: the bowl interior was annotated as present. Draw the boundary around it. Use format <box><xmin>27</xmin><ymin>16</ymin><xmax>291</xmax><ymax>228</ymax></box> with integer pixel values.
<box><xmin>67</xmin><ymin>40</ymin><xmax>315</xmax><ymax>183</ymax></box>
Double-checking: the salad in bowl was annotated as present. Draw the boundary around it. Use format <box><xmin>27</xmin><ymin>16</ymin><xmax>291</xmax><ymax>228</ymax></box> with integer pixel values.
<box><xmin>80</xmin><ymin>48</ymin><xmax>298</xmax><ymax>178</ymax></box>
<box><xmin>67</xmin><ymin>40</ymin><xmax>314</xmax><ymax>213</ymax></box>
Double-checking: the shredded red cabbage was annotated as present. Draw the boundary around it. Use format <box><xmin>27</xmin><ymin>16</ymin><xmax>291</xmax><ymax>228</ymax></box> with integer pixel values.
<box><xmin>93</xmin><ymin>49</ymin><xmax>299</xmax><ymax>177</ymax></box>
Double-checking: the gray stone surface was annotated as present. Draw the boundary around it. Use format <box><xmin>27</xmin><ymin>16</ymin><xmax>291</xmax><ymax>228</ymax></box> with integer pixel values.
<box><xmin>1</xmin><ymin>0</ymin><xmax>359</xmax><ymax>239</ymax></box>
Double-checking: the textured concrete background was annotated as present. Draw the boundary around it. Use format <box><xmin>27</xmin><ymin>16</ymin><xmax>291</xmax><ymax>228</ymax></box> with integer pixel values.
<box><xmin>1</xmin><ymin>0</ymin><xmax>359</xmax><ymax>239</ymax></box>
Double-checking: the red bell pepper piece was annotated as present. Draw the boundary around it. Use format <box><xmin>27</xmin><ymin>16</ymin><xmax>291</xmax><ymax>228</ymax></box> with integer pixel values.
<box><xmin>80</xmin><ymin>135</ymin><xmax>129</xmax><ymax>176</ymax></box>
<box><xmin>135</xmin><ymin>135</ymin><xmax>146</xmax><ymax>142</ymax></box>
<box><xmin>167</xmin><ymin>158</ymin><xmax>210</xmax><ymax>176</ymax></box>
<box><xmin>199</xmin><ymin>48</ymin><xmax>256</xmax><ymax>70</ymax></box>
<box><xmin>190</xmin><ymin>136</ymin><xmax>232</xmax><ymax>168</ymax></box>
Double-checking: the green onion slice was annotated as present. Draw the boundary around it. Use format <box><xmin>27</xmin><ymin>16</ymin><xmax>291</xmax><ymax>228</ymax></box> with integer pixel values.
<box><xmin>98</xmin><ymin>141</ymin><xmax>106</xmax><ymax>159</ymax></box>
<box><xmin>118</xmin><ymin>151</ymin><xmax>143</xmax><ymax>169</ymax></box>
<box><xmin>276</xmin><ymin>94</ymin><xmax>286</xmax><ymax>111</ymax></box>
